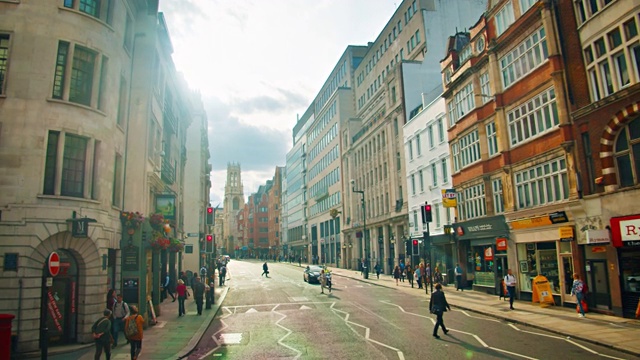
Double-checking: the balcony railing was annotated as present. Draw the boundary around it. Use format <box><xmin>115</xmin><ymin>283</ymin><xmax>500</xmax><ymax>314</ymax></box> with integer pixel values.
<box><xmin>163</xmin><ymin>105</ymin><xmax>177</xmax><ymax>134</ymax></box>
<box><xmin>161</xmin><ymin>157</ymin><xmax>176</xmax><ymax>184</ymax></box>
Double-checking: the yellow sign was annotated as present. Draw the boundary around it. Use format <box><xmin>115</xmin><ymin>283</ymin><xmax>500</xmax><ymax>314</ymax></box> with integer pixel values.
<box><xmin>510</xmin><ymin>216</ymin><xmax>553</xmax><ymax>230</ymax></box>
<box><xmin>559</xmin><ymin>226</ymin><xmax>574</xmax><ymax>241</ymax></box>
<box><xmin>442</xmin><ymin>189</ymin><xmax>457</xmax><ymax>208</ymax></box>
<box><xmin>532</xmin><ymin>275</ymin><xmax>555</xmax><ymax>307</ymax></box>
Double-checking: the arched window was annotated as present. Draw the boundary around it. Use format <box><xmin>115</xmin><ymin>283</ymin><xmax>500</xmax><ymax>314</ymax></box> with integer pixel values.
<box><xmin>614</xmin><ymin>117</ymin><xmax>640</xmax><ymax>188</ymax></box>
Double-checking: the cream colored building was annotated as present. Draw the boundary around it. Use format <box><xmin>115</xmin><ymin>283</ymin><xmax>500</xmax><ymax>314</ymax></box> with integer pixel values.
<box><xmin>0</xmin><ymin>0</ymin><xmax>204</xmax><ymax>353</ymax></box>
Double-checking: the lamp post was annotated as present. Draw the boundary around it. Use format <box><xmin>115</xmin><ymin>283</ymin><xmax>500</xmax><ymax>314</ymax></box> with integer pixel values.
<box><xmin>351</xmin><ymin>179</ymin><xmax>368</xmax><ymax>279</ymax></box>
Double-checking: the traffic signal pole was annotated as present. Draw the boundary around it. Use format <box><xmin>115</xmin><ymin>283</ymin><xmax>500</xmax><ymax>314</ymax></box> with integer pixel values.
<box><xmin>421</xmin><ymin>201</ymin><xmax>433</xmax><ymax>294</ymax></box>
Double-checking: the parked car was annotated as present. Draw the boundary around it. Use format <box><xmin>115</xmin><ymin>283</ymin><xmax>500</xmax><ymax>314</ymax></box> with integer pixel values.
<box><xmin>303</xmin><ymin>265</ymin><xmax>324</xmax><ymax>283</ymax></box>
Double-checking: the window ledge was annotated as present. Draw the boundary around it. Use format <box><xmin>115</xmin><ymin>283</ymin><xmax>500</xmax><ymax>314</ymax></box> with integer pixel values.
<box><xmin>47</xmin><ymin>98</ymin><xmax>107</xmax><ymax>117</ymax></box>
<box><xmin>0</xmin><ymin>0</ymin><xmax>20</xmax><ymax>3</ymax></box>
<box><xmin>58</xmin><ymin>6</ymin><xmax>115</xmax><ymax>32</ymax></box>
<box><xmin>38</xmin><ymin>194</ymin><xmax>101</xmax><ymax>205</ymax></box>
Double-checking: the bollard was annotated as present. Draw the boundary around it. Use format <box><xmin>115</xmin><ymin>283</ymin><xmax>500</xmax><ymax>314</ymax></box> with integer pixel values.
<box><xmin>0</xmin><ymin>314</ymin><xmax>15</xmax><ymax>360</ymax></box>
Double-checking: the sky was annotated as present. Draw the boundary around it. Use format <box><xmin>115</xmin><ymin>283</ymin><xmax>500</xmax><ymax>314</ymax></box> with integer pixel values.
<box><xmin>158</xmin><ymin>0</ymin><xmax>402</xmax><ymax>205</ymax></box>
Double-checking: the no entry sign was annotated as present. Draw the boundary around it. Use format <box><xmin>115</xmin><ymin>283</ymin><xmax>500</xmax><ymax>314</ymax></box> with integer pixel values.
<box><xmin>48</xmin><ymin>252</ymin><xmax>60</xmax><ymax>277</ymax></box>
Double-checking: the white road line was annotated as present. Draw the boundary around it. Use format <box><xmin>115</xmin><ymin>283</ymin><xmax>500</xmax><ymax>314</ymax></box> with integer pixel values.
<box><xmin>198</xmin><ymin>311</ymin><xmax>232</xmax><ymax>359</ymax></box>
<box><xmin>273</xmin><ymin>310</ymin><xmax>303</xmax><ymax>359</ymax></box>
<box><xmin>488</xmin><ymin>347</ymin><xmax>539</xmax><ymax>360</ymax></box>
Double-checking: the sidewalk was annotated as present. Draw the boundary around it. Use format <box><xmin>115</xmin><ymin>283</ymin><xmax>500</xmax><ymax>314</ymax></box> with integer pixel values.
<box><xmin>45</xmin><ymin>285</ymin><xmax>229</xmax><ymax>360</ymax></box>
<box><xmin>323</xmin><ymin>265</ymin><xmax>640</xmax><ymax>357</ymax></box>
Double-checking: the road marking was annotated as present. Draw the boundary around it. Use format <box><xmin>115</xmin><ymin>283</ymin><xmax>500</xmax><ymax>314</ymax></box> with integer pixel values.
<box><xmin>245</xmin><ymin>308</ymin><xmax>258</xmax><ymax>313</ymax></box>
<box><xmin>274</xmin><ymin>310</ymin><xmax>303</xmax><ymax>359</ymax></box>
<box><xmin>217</xmin><ymin>333</ymin><xmax>243</xmax><ymax>344</ymax></box>
<box><xmin>300</xmin><ymin>305</ymin><xmax>312</xmax><ymax>310</ymax></box>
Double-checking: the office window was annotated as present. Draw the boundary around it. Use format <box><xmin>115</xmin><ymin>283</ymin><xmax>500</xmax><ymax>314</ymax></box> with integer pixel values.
<box><xmin>480</xmin><ymin>71</ymin><xmax>490</xmax><ymax>104</ymax></box>
<box><xmin>419</xmin><ymin>169</ymin><xmax>424</xmax><ymax>192</ymax></box>
<box><xmin>44</xmin><ymin>131</ymin><xmax>92</xmax><ymax>198</ymax></box>
<box><xmin>411</xmin><ymin>174</ymin><xmax>416</xmax><ymax>195</ymax></box>
<box><xmin>408</xmin><ymin>140</ymin><xmax>414</xmax><ymax>160</ymax></box>
<box><xmin>519</xmin><ymin>0</ymin><xmax>536</xmax><ymax>14</ymax></box>
<box><xmin>500</xmin><ymin>27</ymin><xmax>548</xmax><ymax>88</ymax></box>
<box><xmin>64</xmin><ymin>0</ymin><xmax>113</xmax><ymax>24</ymax></box>
<box><xmin>0</xmin><ymin>34</ymin><xmax>9</xmax><ymax>95</ymax></box>
<box><xmin>495</xmin><ymin>1</ymin><xmax>515</xmax><ymax>36</ymax></box>
<box><xmin>52</xmin><ymin>41</ymin><xmax>106</xmax><ymax>108</ymax></box>
<box><xmin>515</xmin><ymin>157</ymin><xmax>569</xmax><ymax>209</ymax></box>
<box><xmin>413</xmin><ymin>211</ymin><xmax>419</xmax><ymax>231</ymax></box>
<box><xmin>614</xmin><ymin>117</ymin><xmax>640</xmax><ymax>188</ymax></box>
<box><xmin>416</xmin><ymin>134</ymin><xmax>422</xmax><ymax>156</ymax></box>
<box><xmin>112</xmin><ymin>153</ymin><xmax>123</xmax><ymax>207</ymax></box>
<box><xmin>437</xmin><ymin>117</ymin><xmax>445</xmax><ymax>143</ymax></box>
<box><xmin>452</xmin><ymin>143</ymin><xmax>460</xmax><ymax>172</ymax></box>
<box><xmin>415</xmin><ymin>30</ymin><xmax>421</xmax><ymax>44</ymax></box>
<box><xmin>441</xmin><ymin>158</ymin><xmax>448</xmax><ymax>182</ymax></box>
<box><xmin>431</xmin><ymin>163</ymin><xmax>437</xmax><ymax>187</ymax></box>
<box><xmin>507</xmin><ymin>87</ymin><xmax>559</xmax><ymax>147</ymax></box>
<box><xmin>487</xmin><ymin>121</ymin><xmax>499</xmax><ymax>156</ymax></box>
<box><xmin>457</xmin><ymin>183</ymin><xmax>486</xmax><ymax>221</ymax></box>
<box><xmin>613</xmin><ymin>52</ymin><xmax>630</xmax><ymax>88</ymax></box>
<box><xmin>117</xmin><ymin>76</ymin><xmax>128</xmax><ymax>127</ymax></box>
<box><xmin>124</xmin><ymin>13</ymin><xmax>134</xmax><ymax>52</ymax></box>
<box><xmin>448</xmin><ymin>82</ymin><xmax>475</xmax><ymax>123</ymax></box>
<box><xmin>428</xmin><ymin>124</ymin><xmax>434</xmax><ymax>148</ymax></box>
<box><xmin>492</xmin><ymin>178</ymin><xmax>504</xmax><ymax>214</ymax></box>
<box><xmin>453</xmin><ymin>129</ymin><xmax>481</xmax><ymax>169</ymax></box>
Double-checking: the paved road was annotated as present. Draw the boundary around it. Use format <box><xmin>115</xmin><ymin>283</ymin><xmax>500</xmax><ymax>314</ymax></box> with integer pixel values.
<box><xmin>186</xmin><ymin>260</ymin><xmax>632</xmax><ymax>360</ymax></box>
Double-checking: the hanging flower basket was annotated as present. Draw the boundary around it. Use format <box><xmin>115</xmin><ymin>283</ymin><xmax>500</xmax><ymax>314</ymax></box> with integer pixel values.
<box><xmin>149</xmin><ymin>213</ymin><xmax>166</xmax><ymax>231</ymax></box>
<box><xmin>121</xmin><ymin>211</ymin><xmax>145</xmax><ymax>233</ymax></box>
<box><xmin>150</xmin><ymin>237</ymin><xmax>170</xmax><ymax>250</ymax></box>
<box><xmin>168</xmin><ymin>238</ymin><xmax>184</xmax><ymax>253</ymax></box>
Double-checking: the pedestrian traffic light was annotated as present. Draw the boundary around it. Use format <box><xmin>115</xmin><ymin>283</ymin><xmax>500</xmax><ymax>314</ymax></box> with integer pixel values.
<box><xmin>421</xmin><ymin>203</ymin><xmax>432</xmax><ymax>223</ymax></box>
<box><xmin>206</xmin><ymin>207</ymin><xmax>214</xmax><ymax>225</ymax></box>
<box><xmin>412</xmin><ymin>239</ymin><xmax>419</xmax><ymax>255</ymax></box>
<box><xmin>205</xmin><ymin>234</ymin><xmax>213</xmax><ymax>253</ymax></box>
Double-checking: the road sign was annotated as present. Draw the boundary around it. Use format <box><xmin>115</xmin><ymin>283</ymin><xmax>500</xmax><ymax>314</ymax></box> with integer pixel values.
<box><xmin>48</xmin><ymin>252</ymin><xmax>60</xmax><ymax>277</ymax></box>
<box><xmin>187</xmin><ymin>233</ymin><xmax>199</xmax><ymax>237</ymax></box>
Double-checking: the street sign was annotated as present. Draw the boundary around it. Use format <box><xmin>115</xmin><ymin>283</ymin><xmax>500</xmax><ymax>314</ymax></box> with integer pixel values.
<box><xmin>48</xmin><ymin>252</ymin><xmax>60</xmax><ymax>277</ymax></box>
<box><xmin>187</xmin><ymin>233</ymin><xmax>199</xmax><ymax>237</ymax></box>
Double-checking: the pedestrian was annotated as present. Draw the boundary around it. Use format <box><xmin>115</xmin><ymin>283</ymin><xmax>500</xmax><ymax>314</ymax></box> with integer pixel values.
<box><xmin>406</xmin><ymin>265</ymin><xmax>414</xmax><ymax>288</ymax></box>
<box><xmin>434</xmin><ymin>266</ymin><xmax>443</xmax><ymax>284</ymax></box>
<box><xmin>106</xmin><ymin>289</ymin><xmax>116</xmax><ymax>311</ymax></box>
<box><xmin>192</xmin><ymin>276</ymin><xmax>206</xmax><ymax>315</ymax></box>
<box><xmin>416</xmin><ymin>263</ymin><xmax>423</xmax><ymax>289</ymax></box>
<box><xmin>425</xmin><ymin>263</ymin><xmax>431</xmax><ymax>288</ymax></box>
<box><xmin>571</xmin><ymin>273</ymin><xmax>587</xmax><ymax>318</ymax></box>
<box><xmin>298</xmin><ymin>256</ymin><xmax>302</xmax><ymax>267</ymax></box>
<box><xmin>200</xmin><ymin>265</ymin><xmax>207</xmax><ymax>279</ymax></box>
<box><xmin>504</xmin><ymin>268</ymin><xmax>517</xmax><ymax>310</ymax></box>
<box><xmin>455</xmin><ymin>263</ymin><xmax>463</xmax><ymax>291</ymax></box>
<box><xmin>92</xmin><ymin>309</ymin><xmax>113</xmax><ymax>360</ymax></box>
<box><xmin>374</xmin><ymin>263</ymin><xmax>381</xmax><ymax>279</ymax></box>
<box><xmin>124</xmin><ymin>305</ymin><xmax>144</xmax><ymax>360</ymax></box>
<box><xmin>111</xmin><ymin>294</ymin><xmax>130</xmax><ymax>348</ymax></box>
<box><xmin>163</xmin><ymin>274</ymin><xmax>176</xmax><ymax>302</ymax></box>
<box><xmin>176</xmin><ymin>279</ymin><xmax>188</xmax><ymax>316</ymax></box>
<box><xmin>319</xmin><ymin>269</ymin><xmax>328</xmax><ymax>294</ymax></box>
<box><xmin>393</xmin><ymin>265</ymin><xmax>401</xmax><ymax>286</ymax></box>
<box><xmin>219</xmin><ymin>264</ymin><xmax>227</xmax><ymax>286</ymax></box>
<box><xmin>429</xmin><ymin>283</ymin><xmax>451</xmax><ymax>339</ymax></box>
<box><xmin>400</xmin><ymin>261</ymin><xmax>405</xmax><ymax>282</ymax></box>
<box><xmin>262</xmin><ymin>262</ymin><xmax>270</xmax><ymax>277</ymax></box>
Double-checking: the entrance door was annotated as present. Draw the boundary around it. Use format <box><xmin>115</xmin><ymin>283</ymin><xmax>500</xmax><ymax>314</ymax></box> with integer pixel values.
<box><xmin>41</xmin><ymin>249</ymin><xmax>79</xmax><ymax>346</ymax></box>
<box><xmin>495</xmin><ymin>256</ymin><xmax>507</xmax><ymax>295</ymax></box>
<box><xmin>586</xmin><ymin>260</ymin><xmax>611</xmax><ymax>310</ymax></box>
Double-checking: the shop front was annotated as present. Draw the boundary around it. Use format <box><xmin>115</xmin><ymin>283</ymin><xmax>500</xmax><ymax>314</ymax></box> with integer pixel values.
<box><xmin>454</xmin><ymin>215</ymin><xmax>509</xmax><ymax>295</ymax></box>
<box><xmin>431</xmin><ymin>233</ymin><xmax>455</xmax><ymax>285</ymax></box>
<box><xmin>610</xmin><ymin>214</ymin><xmax>640</xmax><ymax>318</ymax></box>
<box><xmin>510</xmin><ymin>211</ymin><xmax>577</xmax><ymax>305</ymax></box>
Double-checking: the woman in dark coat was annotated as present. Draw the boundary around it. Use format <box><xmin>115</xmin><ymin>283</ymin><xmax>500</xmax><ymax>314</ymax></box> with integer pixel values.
<box><xmin>393</xmin><ymin>265</ymin><xmax>401</xmax><ymax>285</ymax></box>
<box><xmin>429</xmin><ymin>283</ymin><xmax>451</xmax><ymax>338</ymax></box>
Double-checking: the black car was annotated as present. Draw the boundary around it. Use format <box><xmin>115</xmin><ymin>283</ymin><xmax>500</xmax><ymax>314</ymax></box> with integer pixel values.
<box><xmin>303</xmin><ymin>265</ymin><xmax>324</xmax><ymax>283</ymax></box>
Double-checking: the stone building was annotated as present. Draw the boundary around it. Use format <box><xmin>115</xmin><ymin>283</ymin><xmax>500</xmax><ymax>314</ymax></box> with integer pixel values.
<box><xmin>222</xmin><ymin>163</ymin><xmax>243</xmax><ymax>257</ymax></box>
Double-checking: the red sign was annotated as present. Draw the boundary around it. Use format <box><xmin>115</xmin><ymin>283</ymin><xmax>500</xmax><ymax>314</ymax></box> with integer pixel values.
<box><xmin>496</xmin><ymin>238</ymin><xmax>508</xmax><ymax>251</ymax></box>
<box><xmin>484</xmin><ymin>247</ymin><xmax>494</xmax><ymax>261</ymax></box>
<box><xmin>48</xmin><ymin>252</ymin><xmax>60</xmax><ymax>277</ymax></box>
<box><xmin>610</xmin><ymin>214</ymin><xmax>640</xmax><ymax>247</ymax></box>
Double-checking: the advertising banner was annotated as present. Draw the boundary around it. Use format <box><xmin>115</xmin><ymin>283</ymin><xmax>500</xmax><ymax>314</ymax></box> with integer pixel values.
<box><xmin>155</xmin><ymin>195</ymin><xmax>176</xmax><ymax>220</ymax></box>
<box><xmin>532</xmin><ymin>275</ymin><xmax>555</xmax><ymax>307</ymax></box>
<box><xmin>442</xmin><ymin>189</ymin><xmax>457</xmax><ymax>208</ymax></box>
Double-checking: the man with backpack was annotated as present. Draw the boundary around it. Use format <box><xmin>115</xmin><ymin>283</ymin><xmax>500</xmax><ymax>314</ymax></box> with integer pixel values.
<box><xmin>124</xmin><ymin>305</ymin><xmax>144</xmax><ymax>360</ymax></box>
<box><xmin>111</xmin><ymin>294</ymin><xmax>130</xmax><ymax>347</ymax></box>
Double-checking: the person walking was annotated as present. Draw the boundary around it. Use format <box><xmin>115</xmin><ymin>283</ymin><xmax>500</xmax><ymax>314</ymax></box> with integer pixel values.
<box><xmin>406</xmin><ymin>265</ymin><xmax>414</xmax><ymax>288</ymax></box>
<box><xmin>219</xmin><ymin>264</ymin><xmax>227</xmax><ymax>286</ymax></box>
<box><xmin>374</xmin><ymin>263</ymin><xmax>381</xmax><ymax>279</ymax></box>
<box><xmin>176</xmin><ymin>279</ymin><xmax>188</xmax><ymax>316</ymax></box>
<box><xmin>319</xmin><ymin>269</ymin><xmax>328</xmax><ymax>294</ymax></box>
<box><xmin>400</xmin><ymin>261</ymin><xmax>406</xmax><ymax>282</ymax></box>
<box><xmin>192</xmin><ymin>276</ymin><xmax>206</xmax><ymax>315</ymax></box>
<box><xmin>434</xmin><ymin>267</ymin><xmax>443</xmax><ymax>284</ymax></box>
<box><xmin>163</xmin><ymin>274</ymin><xmax>176</xmax><ymax>302</ymax></box>
<box><xmin>393</xmin><ymin>265</ymin><xmax>401</xmax><ymax>286</ymax></box>
<box><xmin>429</xmin><ymin>283</ymin><xmax>451</xmax><ymax>339</ymax></box>
<box><xmin>416</xmin><ymin>263</ymin><xmax>423</xmax><ymax>289</ymax></box>
<box><xmin>124</xmin><ymin>305</ymin><xmax>144</xmax><ymax>360</ymax></box>
<box><xmin>504</xmin><ymin>268</ymin><xmax>517</xmax><ymax>310</ymax></box>
<box><xmin>92</xmin><ymin>309</ymin><xmax>113</xmax><ymax>360</ymax></box>
<box><xmin>571</xmin><ymin>273</ymin><xmax>587</xmax><ymax>318</ymax></box>
<box><xmin>111</xmin><ymin>294</ymin><xmax>130</xmax><ymax>348</ymax></box>
<box><xmin>106</xmin><ymin>289</ymin><xmax>116</xmax><ymax>311</ymax></box>
<box><xmin>262</xmin><ymin>262</ymin><xmax>270</xmax><ymax>277</ymax></box>
<box><xmin>455</xmin><ymin>263</ymin><xmax>463</xmax><ymax>291</ymax></box>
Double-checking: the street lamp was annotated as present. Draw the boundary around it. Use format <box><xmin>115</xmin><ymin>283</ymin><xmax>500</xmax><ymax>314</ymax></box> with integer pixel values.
<box><xmin>351</xmin><ymin>179</ymin><xmax>369</xmax><ymax>279</ymax></box>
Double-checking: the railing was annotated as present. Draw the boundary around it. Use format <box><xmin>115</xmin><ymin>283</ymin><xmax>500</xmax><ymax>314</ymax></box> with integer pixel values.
<box><xmin>163</xmin><ymin>105</ymin><xmax>177</xmax><ymax>133</ymax></box>
<box><xmin>161</xmin><ymin>157</ymin><xmax>175</xmax><ymax>184</ymax></box>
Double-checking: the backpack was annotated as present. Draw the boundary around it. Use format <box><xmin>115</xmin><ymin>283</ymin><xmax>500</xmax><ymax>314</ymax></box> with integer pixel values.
<box><xmin>125</xmin><ymin>315</ymin><xmax>139</xmax><ymax>338</ymax></box>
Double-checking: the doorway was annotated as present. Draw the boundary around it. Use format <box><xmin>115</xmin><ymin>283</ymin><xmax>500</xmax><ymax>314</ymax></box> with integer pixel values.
<box><xmin>41</xmin><ymin>249</ymin><xmax>79</xmax><ymax>346</ymax></box>
<box><xmin>495</xmin><ymin>256</ymin><xmax>507</xmax><ymax>295</ymax></box>
<box><xmin>586</xmin><ymin>260</ymin><xmax>611</xmax><ymax>310</ymax></box>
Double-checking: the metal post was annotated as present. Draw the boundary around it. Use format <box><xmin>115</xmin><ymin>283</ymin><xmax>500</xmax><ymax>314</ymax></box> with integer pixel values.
<box><xmin>40</xmin><ymin>275</ymin><xmax>48</xmax><ymax>360</ymax></box>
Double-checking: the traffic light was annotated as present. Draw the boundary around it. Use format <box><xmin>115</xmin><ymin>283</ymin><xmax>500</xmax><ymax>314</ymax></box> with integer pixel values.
<box><xmin>206</xmin><ymin>207</ymin><xmax>214</xmax><ymax>225</ymax></box>
<box><xmin>412</xmin><ymin>239</ymin><xmax>419</xmax><ymax>255</ymax></box>
<box><xmin>421</xmin><ymin>203</ymin><xmax>432</xmax><ymax>223</ymax></box>
<box><xmin>206</xmin><ymin>234</ymin><xmax>213</xmax><ymax>242</ymax></box>
<box><xmin>405</xmin><ymin>239</ymin><xmax>411</xmax><ymax>257</ymax></box>
<box><xmin>205</xmin><ymin>234</ymin><xmax>213</xmax><ymax>253</ymax></box>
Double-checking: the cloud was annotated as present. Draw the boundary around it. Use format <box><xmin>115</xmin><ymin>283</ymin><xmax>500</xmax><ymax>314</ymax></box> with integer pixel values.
<box><xmin>230</xmin><ymin>88</ymin><xmax>309</xmax><ymax>115</ymax></box>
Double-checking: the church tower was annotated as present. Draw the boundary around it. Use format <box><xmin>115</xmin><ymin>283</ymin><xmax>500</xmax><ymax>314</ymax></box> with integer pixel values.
<box><xmin>223</xmin><ymin>162</ymin><xmax>244</xmax><ymax>256</ymax></box>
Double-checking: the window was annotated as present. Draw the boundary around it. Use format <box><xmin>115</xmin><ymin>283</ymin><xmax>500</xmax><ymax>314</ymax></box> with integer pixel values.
<box><xmin>457</xmin><ymin>183</ymin><xmax>486</xmax><ymax>221</ymax></box>
<box><xmin>64</xmin><ymin>0</ymin><xmax>113</xmax><ymax>24</ymax></box>
<box><xmin>0</xmin><ymin>34</ymin><xmax>9</xmax><ymax>95</ymax></box>
<box><xmin>515</xmin><ymin>157</ymin><xmax>569</xmax><ymax>209</ymax></box>
<box><xmin>415</xmin><ymin>134</ymin><xmax>422</xmax><ymax>156</ymax></box>
<box><xmin>437</xmin><ymin>117</ymin><xmax>445</xmax><ymax>143</ymax></box>
<box><xmin>453</xmin><ymin>129</ymin><xmax>481</xmax><ymax>170</ymax></box>
<box><xmin>613</xmin><ymin>52</ymin><xmax>630</xmax><ymax>88</ymax></box>
<box><xmin>408</xmin><ymin>140</ymin><xmax>414</xmax><ymax>160</ymax></box>
<box><xmin>419</xmin><ymin>169</ymin><xmax>424</xmax><ymax>191</ymax></box>
<box><xmin>413</xmin><ymin>211</ymin><xmax>419</xmax><ymax>231</ymax></box>
<box><xmin>44</xmin><ymin>131</ymin><xmax>93</xmax><ymax>198</ymax></box>
<box><xmin>507</xmin><ymin>87</ymin><xmax>559</xmax><ymax>147</ymax></box>
<box><xmin>448</xmin><ymin>82</ymin><xmax>475</xmax><ymax>123</ymax></box>
<box><xmin>124</xmin><ymin>13</ymin><xmax>134</xmax><ymax>52</ymax></box>
<box><xmin>600</xmin><ymin>60</ymin><xmax>614</xmax><ymax>95</ymax></box>
<box><xmin>582</xmin><ymin>132</ymin><xmax>596</xmax><ymax>193</ymax></box>
<box><xmin>428</xmin><ymin>124</ymin><xmax>434</xmax><ymax>148</ymax></box>
<box><xmin>500</xmin><ymin>27</ymin><xmax>548</xmax><ymax>88</ymax></box>
<box><xmin>459</xmin><ymin>45</ymin><xmax>472</xmax><ymax>65</ymax></box>
<box><xmin>52</xmin><ymin>41</ymin><xmax>107</xmax><ymax>109</ymax></box>
<box><xmin>492</xmin><ymin>178</ymin><xmax>504</xmax><ymax>214</ymax></box>
<box><xmin>431</xmin><ymin>163</ymin><xmax>437</xmax><ymax>187</ymax></box>
<box><xmin>117</xmin><ymin>76</ymin><xmax>128</xmax><ymax>127</ymax></box>
<box><xmin>480</xmin><ymin>71</ymin><xmax>490</xmax><ymax>104</ymax></box>
<box><xmin>519</xmin><ymin>0</ymin><xmax>536</xmax><ymax>14</ymax></box>
<box><xmin>495</xmin><ymin>1</ymin><xmax>515</xmax><ymax>36</ymax></box>
<box><xmin>614</xmin><ymin>117</ymin><xmax>640</xmax><ymax>188</ymax></box>
<box><xmin>487</xmin><ymin>121</ymin><xmax>499</xmax><ymax>156</ymax></box>
<box><xmin>441</xmin><ymin>158</ymin><xmax>448</xmax><ymax>182</ymax></box>
<box><xmin>112</xmin><ymin>153</ymin><xmax>123</xmax><ymax>207</ymax></box>
<box><xmin>411</xmin><ymin>174</ymin><xmax>416</xmax><ymax>195</ymax></box>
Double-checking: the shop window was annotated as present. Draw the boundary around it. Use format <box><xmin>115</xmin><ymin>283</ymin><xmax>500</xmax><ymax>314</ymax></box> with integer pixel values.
<box><xmin>620</xmin><ymin>249</ymin><xmax>640</xmax><ymax>293</ymax></box>
<box><xmin>468</xmin><ymin>246</ymin><xmax>496</xmax><ymax>287</ymax></box>
<box><xmin>517</xmin><ymin>242</ymin><xmax>560</xmax><ymax>294</ymax></box>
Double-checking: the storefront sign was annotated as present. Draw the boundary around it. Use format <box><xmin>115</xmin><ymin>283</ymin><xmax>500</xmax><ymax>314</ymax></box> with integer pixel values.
<box><xmin>559</xmin><ymin>227</ymin><xmax>574</xmax><ymax>242</ymax></box>
<box><xmin>549</xmin><ymin>211</ymin><xmax>568</xmax><ymax>224</ymax></box>
<box><xmin>510</xmin><ymin>216</ymin><xmax>553</xmax><ymax>230</ymax></box>
<box><xmin>442</xmin><ymin>189</ymin><xmax>457</xmax><ymax>208</ymax></box>
<box><xmin>155</xmin><ymin>195</ymin><xmax>176</xmax><ymax>220</ymax></box>
<box><xmin>455</xmin><ymin>216</ymin><xmax>509</xmax><ymax>240</ymax></box>
<box><xmin>496</xmin><ymin>238</ymin><xmax>507</xmax><ymax>251</ymax></box>
<box><xmin>122</xmin><ymin>246</ymin><xmax>139</xmax><ymax>271</ymax></box>
<box><xmin>610</xmin><ymin>215</ymin><xmax>640</xmax><ymax>247</ymax></box>
<box><xmin>532</xmin><ymin>275</ymin><xmax>555</xmax><ymax>306</ymax></box>
<box><xmin>484</xmin><ymin>247</ymin><xmax>494</xmax><ymax>261</ymax></box>
<box><xmin>586</xmin><ymin>229</ymin><xmax>610</xmax><ymax>244</ymax></box>
<box><xmin>591</xmin><ymin>246</ymin><xmax>607</xmax><ymax>253</ymax></box>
